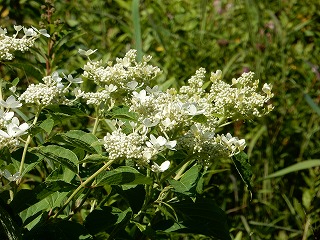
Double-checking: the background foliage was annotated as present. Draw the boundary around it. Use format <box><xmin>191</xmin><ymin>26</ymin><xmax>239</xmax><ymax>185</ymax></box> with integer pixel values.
<box><xmin>0</xmin><ymin>0</ymin><xmax>320</xmax><ymax>239</ymax></box>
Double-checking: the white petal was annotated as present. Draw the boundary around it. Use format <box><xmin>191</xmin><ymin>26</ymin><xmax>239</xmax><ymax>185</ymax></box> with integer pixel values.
<box><xmin>0</xmin><ymin>129</ymin><xmax>10</xmax><ymax>138</ymax></box>
<box><xmin>39</xmin><ymin>29</ymin><xmax>50</xmax><ymax>37</ymax></box>
<box><xmin>159</xmin><ymin>161</ymin><xmax>170</xmax><ymax>172</ymax></box>
<box><xmin>6</xmin><ymin>95</ymin><xmax>22</xmax><ymax>108</ymax></box>
<box><xmin>165</xmin><ymin>140</ymin><xmax>176</xmax><ymax>150</ymax></box>
<box><xmin>127</xmin><ymin>81</ymin><xmax>138</xmax><ymax>90</ymax></box>
<box><xmin>19</xmin><ymin>123</ymin><xmax>29</xmax><ymax>132</ymax></box>
<box><xmin>14</xmin><ymin>25</ymin><xmax>23</xmax><ymax>32</ymax></box>
<box><xmin>11</xmin><ymin>117</ymin><xmax>19</xmax><ymax>125</ymax></box>
<box><xmin>4</xmin><ymin>112</ymin><xmax>14</xmax><ymax>121</ymax></box>
<box><xmin>156</xmin><ymin>136</ymin><xmax>167</xmax><ymax>146</ymax></box>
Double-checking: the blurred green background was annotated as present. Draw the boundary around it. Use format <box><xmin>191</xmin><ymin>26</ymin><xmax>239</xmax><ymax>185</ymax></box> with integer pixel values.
<box><xmin>1</xmin><ymin>0</ymin><xmax>319</xmax><ymax>239</ymax></box>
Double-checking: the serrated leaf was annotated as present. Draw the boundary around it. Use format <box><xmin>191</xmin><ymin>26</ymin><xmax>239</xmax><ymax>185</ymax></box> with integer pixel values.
<box><xmin>24</xmin><ymin>219</ymin><xmax>93</xmax><ymax>240</ymax></box>
<box><xmin>180</xmin><ymin>165</ymin><xmax>200</xmax><ymax>189</ymax></box>
<box><xmin>232</xmin><ymin>152</ymin><xmax>252</xmax><ymax>191</ymax></box>
<box><xmin>168</xmin><ymin>165</ymin><xmax>200</xmax><ymax>197</ymax></box>
<box><xmin>21</xmin><ymin>192</ymin><xmax>69</xmax><ymax>230</ymax></box>
<box><xmin>116</xmin><ymin>185</ymin><xmax>145</xmax><ymax>214</ymax></box>
<box><xmin>39</xmin><ymin>118</ymin><xmax>54</xmax><ymax>134</ymax></box>
<box><xmin>108</xmin><ymin>106</ymin><xmax>138</xmax><ymax>121</ymax></box>
<box><xmin>32</xmin><ymin>145</ymin><xmax>79</xmax><ymax>173</ymax></box>
<box><xmin>44</xmin><ymin>104</ymin><xmax>87</xmax><ymax>118</ymax></box>
<box><xmin>171</xmin><ymin>197</ymin><xmax>231</xmax><ymax>239</ymax></box>
<box><xmin>0</xmin><ymin>147</ymin><xmax>11</xmax><ymax>162</ymax></box>
<box><xmin>79</xmin><ymin>154</ymin><xmax>109</xmax><ymax>164</ymax></box>
<box><xmin>52</xmin><ymin>130</ymin><xmax>101</xmax><ymax>154</ymax></box>
<box><xmin>84</xmin><ymin>206</ymin><xmax>131</xmax><ymax>236</ymax></box>
<box><xmin>11</xmin><ymin>149</ymin><xmax>43</xmax><ymax>177</ymax></box>
<box><xmin>168</xmin><ymin>179</ymin><xmax>190</xmax><ymax>195</ymax></box>
<box><xmin>96</xmin><ymin>166</ymin><xmax>152</xmax><ymax>186</ymax></box>
<box><xmin>46</xmin><ymin>166</ymin><xmax>76</xmax><ymax>182</ymax></box>
<box><xmin>10</xmin><ymin>181</ymin><xmax>76</xmax><ymax>214</ymax></box>
<box><xmin>7</xmin><ymin>62</ymin><xmax>43</xmax><ymax>81</ymax></box>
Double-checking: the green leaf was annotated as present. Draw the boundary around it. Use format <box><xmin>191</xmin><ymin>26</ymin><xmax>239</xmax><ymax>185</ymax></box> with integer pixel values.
<box><xmin>32</xmin><ymin>145</ymin><xmax>79</xmax><ymax>173</ymax></box>
<box><xmin>79</xmin><ymin>154</ymin><xmax>109</xmax><ymax>164</ymax></box>
<box><xmin>7</xmin><ymin>62</ymin><xmax>43</xmax><ymax>81</ymax></box>
<box><xmin>168</xmin><ymin>165</ymin><xmax>200</xmax><ymax>197</ymax></box>
<box><xmin>116</xmin><ymin>185</ymin><xmax>145</xmax><ymax>214</ymax></box>
<box><xmin>168</xmin><ymin>179</ymin><xmax>191</xmax><ymax>195</ymax></box>
<box><xmin>84</xmin><ymin>206</ymin><xmax>132</xmax><ymax>236</ymax></box>
<box><xmin>0</xmin><ymin>147</ymin><xmax>11</xmax><ymax>162</ymax></box>
<box><xmin>0</xmin><ymin>200</ymin><xmax>22</xmax><ymax>240</ymax></box>
<box><xmin>20</xmin><ymin>192</ymin><xmax>69</xmax><ymax>230</ymax></box>
<box><xmin>43</xmin><ymin>104</ymin><xmax>87</xmax><ymax>124</ymax></box>
<box><xmin>132</xmin><ymin>221</ymin><xmax>157</xmax><ymax>239</ymax></box>
<box><xmin>11</xmin><ymin>149</ymin><xmax>43</xmax><ymax>177</ymax></box>
<box><xmin>171</xmin><ymin>197</ymin><xmax>231</xmax><ymax>239</ymax></box>
<box><xmin>192</xmin><ymin>114</ymin><xmax>207</xmax><ymax>123</ymax></box>
<box><xmin>10</xmin><ymin>181</ymin><xmax>76</xmax><ymax>214</ymax></box>
<box><xmin>264</xmin><ymin>160</ymin><xmax>320</xmax><ymax>179</ymax></box>
<box><xmin>52</xmin><ymin>130</ymin><xmax>102</xmax><ymax>154</ymax></box>
<box><xmin>46</xmin><ymin>166</ymin><xmax>76</xmax><ymax>182</ymax></box>
<box><xmin>304</xmin><ymin>93</ymin><xmax>320</xmax><ymax>116</ymax></box>
<box><xmin>24</xmin><ymin>219</ymin><xmax>93</xmax><ymax>240</ymax></box>
<box><xmin>108</xmin><ymin>106</ymin><xmax>138</xmax><ymax>121</ymax></box>
<box><xmin>39</xmin><ymin>118</ymin><xmax>54</xmax><ymax>134</ymax></box>
<box><xmin>12</xmin><ymin>77</ymin><xmax>20</xmax><ymax>86</ymax></box>
<box><xmin>96</xmin><ymin>166</ymin><xmax>152</xmax><ymax>186</ymax></box>
<box><xmin>180</xmin><ymin>165</ymin><xmax>200</xmax><ymax>189</ymax></box>
<box><xmin>132</xmin><ymin>0</ymin><xmax>143</xmax><ymax>61</ymax></box>
<box><xmin>232</xmin><ymin>152</ymin><xmax>253</xmax><ymax>191</ymax></box>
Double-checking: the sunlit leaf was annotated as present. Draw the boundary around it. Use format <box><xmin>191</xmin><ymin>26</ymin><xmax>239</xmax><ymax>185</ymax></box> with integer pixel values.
<box><xmin>32</xmin><ymin>145</ymin><xmax>79</xmax><ymax>173</ymax></box>
<box><xmin>96</xmin><ymin>166</ymin><xmax>152</xmax><ymax>186</ymax></box>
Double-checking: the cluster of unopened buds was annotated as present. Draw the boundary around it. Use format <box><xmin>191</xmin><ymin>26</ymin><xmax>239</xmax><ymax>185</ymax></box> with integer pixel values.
<box><xmin>0</xmin><ymin>25</ymin><xmax>49</xmax><ymax>60</ymax></box>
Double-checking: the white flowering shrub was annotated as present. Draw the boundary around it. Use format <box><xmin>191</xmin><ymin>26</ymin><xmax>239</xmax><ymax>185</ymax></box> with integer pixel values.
<box><xmin>0</xmin><ymin>25</ymin><xmax>273</xmax><ymax>240</ymax></box>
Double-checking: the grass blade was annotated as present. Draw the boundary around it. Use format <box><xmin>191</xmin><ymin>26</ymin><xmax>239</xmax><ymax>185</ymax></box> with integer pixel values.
<box><xmin>132</xmin><ymin>0</ymin><xmax>142</xmax><ymax>61</ymax></box>
<box><xmin>304</xmin><ymin>93</ymin><xmax>320</xmax><ymax>116</ymax></box>
<box><xmin>264</xmin><ymin>160</ymin><xmax>320</xmax><ymax>179</ymax></box>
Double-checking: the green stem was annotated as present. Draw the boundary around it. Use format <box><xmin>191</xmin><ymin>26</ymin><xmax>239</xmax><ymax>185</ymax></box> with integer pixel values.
<box><xmin>0</xmin><ymin>78</ymin><xmax>3</xmax><ymax>111</ymax></box>
<box><xmin>53</xmin><ymin>159</ymin><xmax>115</xmax><ymax>218</ymax></box>
<box><xmin>174</xmin><ymin>161</ymin><xmax>190</xmax><ymax>180</ymax></box>
<box><xmin>159</xmin><ymin>154</ymin><xmax>195</xmax><ymax>184</ymax></box>
<box><xmin>17</xmin><ymin>109</ymin><xmax>41</xmax><ymax>184</ymax></box>
<box><xmin>217</xmin><ymin>116</ymin><xmax>227</xmax><ymax>127</ymax></box>
<box><xmin>92</xmin><ymin>106</ymin><xmax>100</xmax><ymax>135</ymax></box>
<box><xmin>92</xmin><ymin>115</ymin><xmax>100</xmax><ymax>135</ymax></box>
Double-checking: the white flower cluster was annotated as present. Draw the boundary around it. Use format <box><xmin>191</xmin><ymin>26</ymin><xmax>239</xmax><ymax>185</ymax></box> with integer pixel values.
<box><xmin>103</xmin><ymin>124</ymin><xmax>176</xmax><ymax>159</ymax></box>
<box><xmin>32</xmin><ymin>50</ymin><xmax>271</xmax><ymax>172</ymax></box>
<box><xmin>103</xmin><ymin>128</ymin><xmax>147</xmax><ymax>160</ymax></box>
<box><xmin>130</xmin><ymin>88</ymin><xmax>191</xmax><ymax>131</ymax></box>
<box><xmin>19</xmin><ymin>72</ymin><xmax>81</xmax><ymax>107</ymax></box>
<box><xmin>121</xmin><ymin>67</ymin><xmax>272</xmax><ymax>167</ymax></box>
<box><xmin>209</xmin><ymin>71</ymin><xmax>273</xmax><ymax>118</ymax></box>
<box><xmin>74</xmin><ymin>84</ymin><xmax>117</xmax><ymax>106</ymax></box>
<box><xmin>176</xmin><ymin>124</ymin><xmax>245</xmax><ymax>165</ymax></box>
<box><xmin>82</xmin><ymin>49</ymin><xmax>161</xmax><ymax>95</ymax></box>
<box><xmin>0</xmin><ymin>96</ymin><xmax>29</xmax><ymax>151</ymax></box>
<box><xmin>129</xmin><ymin>68</ymin><xmax>216</xmax><ymax>135</ymax></box>
<box><xmin>0</xmin><ymin>25</ymin><xmax>49</xmax><ymax>61</ymax></box>
<box><xmin>103</xmin><ymin>120</ymin><xmax>176</xmax><ymax>171</ymax></box>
